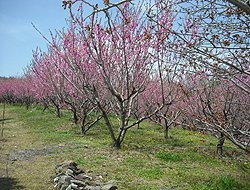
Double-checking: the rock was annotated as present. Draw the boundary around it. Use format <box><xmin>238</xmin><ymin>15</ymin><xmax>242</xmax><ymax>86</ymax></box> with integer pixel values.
<box><xmin>74</xmin><ymin>168</ymin><xmax>85</xmax><ymax>175</ymax></box>
<box><xmin>94</xmin><ymin>180</ymin><xmax>102</xmax><ymax>186</ymax></box>
<box><xmin>85</xmin><ymin>180</ymin><xmax>98</xmax><ymax>187</ymax></box>
<box><xmin>65</xmin><ymin>185</ymin><xmax>73</xmax><ymax>190</ymax></box>
<box><xmin>57</xmin><ymin>175</ymin><xmax>74</xmax><ymax>188</ymax></box>
<box><xmin>75</xmin><ymin>173</ymin><xmax>87</xmax><ymax>181</ymax></box>
<box><xmin>66</xmin><ymin>169</ymin><xmax>74</xmax><ymax>176</ymax></box>
<box><xmin>10</xmin><ymin>157</ymin><xmax>17</xmax><ymax>161</ymax></box>
<box><xmin>97</xmin><ymin>175</ymin><xmax>103</xmax><ymax>180</ymax></box>
<box><xmin>62</xmin><ymin>175</ymin><xmax>74</xmax><ymax>183</ymax></box>
<box><xmin>102</xmin><ymin>172</ymin><xmax>108</xmax><ymax>177</ymax></box>
<box><xmin>101</xmin><ymin>183</ymin><xmax>117</xmax><ymax>190</ymax></box>
<box><xmin>85</xmin><ymin>185</ymin><xmax>101</xmax><ymax>190</ymax></box>
<box><xmin>60</xmin><ymin>184</ymin><xmax>69</xmax><ymax>190</ymax></box>
<box><xmin>66</xmin><ymin>183</ymin><xmax>78</xmax><ymax>190</ymax></box>
<box><xmin>84</xmin><ymin>174</ymin><xmax>93</xmax><ymax>181</ymax></box>
<box><xmin>54</xmin><ymin>161</ymin><xmax>118</xmax><ymax>190</ymax></box>
<box><xmin>54</xmin><ymin>176</ymin><xmax>60</xmax><ymax>183</ymax></box>
<box><xmin>75</xmin><ymin>174</ymin><xmax>93</xmax><ymax>181</ymax></box>
<box><xmin>56</xmin><ymin>160</ymin><xmax>78</xmax><ymax>175</ymax></box>
<box><xmin>70</xmin><ymin>179</ymin><xmax>86</xmax><ymax>187</ymax></box>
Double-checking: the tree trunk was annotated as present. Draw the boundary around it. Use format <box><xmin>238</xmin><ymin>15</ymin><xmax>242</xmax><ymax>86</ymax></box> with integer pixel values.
<box><xmin>1</xmin><ymin>103</ymin><xmax>6</xmax><ymax>138</ymax></box>
<box><xmin>226</xmin><ymin>0</ymin><xmax>250</xmax><ymax>15</ymax></box>
<box><xmin>134</xmin><ymin>114</ymin><xmax>140</xmax><ymax>129</ymax></box>
<box><xmin>55</xmin><ymin>105</ymin><xmax>61</xmax><ymax>118</ymax></box>
<box><xmin>72</xmin><ymin>109</ymin><xmax>78</xmax><ymax>124</ymax></box>
<box><xmin>80</xmin><ymin>116</ymin><xmax>87</xmax><ymax>134</ymax></box>
<box><xmin>42</xmin><ymin>104</ymin><xmax>48</xmax><ymax>112</ymax></box>
<box><xmin>113</xmin><ymin>125</ymin><xmax>128</xmax><ymax>149</ymax></box>
<box><xmin>1</xmin><ymin>128</ymin><xmax>3</xmax><ymax>138</ymax></box>
<box><xmin>82</xmin><ymin>115</ymin><xmax>102</xmax><ymax>135</ymax></box>
<box><xmin>25</xmin><ymin>101</ymin><xmax>30</xmax><ymax>110</ymax></box>
<box><xmin>164</xmin><ymin>118</ymin><xmax>169</xmax><ymax>140</ymax></box>
<box><xmin>217</xmin><ymin>132</ymin><xmax>225</xmax><ymax>157</ymax></box>
<box><xmin>137</xmin><ymin>123</ymin><xmax>140</xmax><ymax>129</ymax></box>
<box><xmin>25</xmin><ymin>97</ymin><xmax>31</xmax><ymax>110</ymax></box>
<box><xmin>113</xmin><ymin>140</ymin><xmax>122</xmax><ymax>149</ymax></box>
<box><xmin>113</xmin><ymin>129</ymin><xmax>126</xmax><ymax>149</ymax></box>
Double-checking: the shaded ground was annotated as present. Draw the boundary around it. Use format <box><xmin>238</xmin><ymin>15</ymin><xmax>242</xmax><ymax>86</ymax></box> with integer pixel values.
<box><xmin>0</xmin><ymin>146</ymin><xmax>24</xmax><ymax>190</ymax></box>
<box><xmin>0</xmin><ymin>177</ymin><xmax>25</xmax><ymax>190</ymax></box>
<box><xmin>0</xmin><ymin>118</ymin><xmax>13</xmax><ymax>122</ymax></box>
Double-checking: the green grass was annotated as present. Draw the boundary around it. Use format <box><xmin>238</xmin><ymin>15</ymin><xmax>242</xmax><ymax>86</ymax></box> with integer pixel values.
<box><xmin>193</xmin><ymin>176</ymin><xmax>247</xmax><ymax>190</ymax></box>
<box><xmin>137</xmin><ymin>167</ymin><xmax>163</xmax><ymax>180</ymax></box>
<box><xmin>156</xmin><ymin>152</ymin><xmax>183</xmax><ymax>162</ymax></box>
<box><xmin>0</xmin><ymin>104</ymin><xmax>249</xmax><ymax>190</ymax></box>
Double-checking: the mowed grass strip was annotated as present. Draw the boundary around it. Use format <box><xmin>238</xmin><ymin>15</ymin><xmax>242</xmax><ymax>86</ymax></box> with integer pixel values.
<box><xmin>1</xmin><ymin>104</ymin><xmax>249</xmax><ymax>189</ymax></box>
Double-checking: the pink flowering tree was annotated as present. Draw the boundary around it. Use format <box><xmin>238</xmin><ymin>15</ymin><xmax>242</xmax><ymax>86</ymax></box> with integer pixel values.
<box><xmin>0</xmin><ymin>77</ymin><xmax>34</xmax><ymax>109</ymax></box>
<box><xmin>50</xmin><ymin>29</ymin><xmax>103</xmax><ymax>133</ymax></box>
<box><xmin>138</xmin><ymin>0</ymin><xmax>200</xmax><ymax>140</ymax></box>
<box><xmin>175</xmin><ymin>0</ymin><xmax>250</xmax><ymax>94</ymax></box>
<box><xmin>52</xmin><ymin>0</ymin><xmax>198</xmax><ymax>148</ymax></box>
<box><xmin>0</xmin><ymin>78</ymin><xmax>15</xmax><ymax>104</ymax></box>
<box><xmin>60</xmin><ymin>3</ymin><xmax>161</xmax><ymax>148</ymax></box>
<box><xmin>31</xmin><ymin>28</ymin><xmax>103</xmax><ymax>133</ymax></box>
<box><xmin>31</xmin><ymin>49</ymin><xmax>65</xmax><ymax>117</ymax></box>
<box><xmin>30</xmin><ymin>0</ymin><xmax>200</xmax><ymax>148</ymax></box>
<box><xmin>144</xmin><ymin>81</ymin><xmax>183</xmax><ymax>140</ymax></box>
<box><xmin>173</xmin><ymin>0</ymin><xmax>250</xmax><ymax>155</ymax></box>
<box><xmin>180</xmin><ymin>73</ymin><xmax>250</xmax><ymax>155</ymax></box>
<box><xmin>15</xmin><ymin>76</ymin><xmax>35</xmax><ymax>109</ymax></box>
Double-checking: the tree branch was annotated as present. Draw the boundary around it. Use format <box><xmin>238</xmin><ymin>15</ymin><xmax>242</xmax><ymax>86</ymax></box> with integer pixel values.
<box><xmin>226</xmin><ymin>0</ymin><xmax>250</xmax><ymax>15</ymax></box>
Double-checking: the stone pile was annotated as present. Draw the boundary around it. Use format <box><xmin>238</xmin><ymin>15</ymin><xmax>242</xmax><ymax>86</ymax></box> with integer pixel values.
<box><xmin>54</xmin><ymin>161</ymin><xmax>117</xmax><ymax>190</ymax></box>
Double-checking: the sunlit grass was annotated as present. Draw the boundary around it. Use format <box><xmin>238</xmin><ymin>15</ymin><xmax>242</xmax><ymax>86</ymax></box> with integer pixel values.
<box><xmin>1</xmin><ymin>104</ymin><xmax>249</xmax><ymax>189</ymax></box>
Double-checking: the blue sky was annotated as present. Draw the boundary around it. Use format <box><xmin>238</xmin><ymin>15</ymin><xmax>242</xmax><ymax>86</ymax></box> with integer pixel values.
<box><xmin>0</xmin><ymin>0</ymin><xmax>72</xmax><ymax>77</ymax></box>
<box><xmin>0</xmin><ymin>0</ymin><xmax>137</xmax><ymax>77</ymax></box>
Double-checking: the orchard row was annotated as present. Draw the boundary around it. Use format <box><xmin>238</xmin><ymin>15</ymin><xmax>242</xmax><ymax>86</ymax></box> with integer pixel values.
<box><xmin>0</xmin><ymin>0</ymin><xmax>249</xmax><ymax>154</ymax></box>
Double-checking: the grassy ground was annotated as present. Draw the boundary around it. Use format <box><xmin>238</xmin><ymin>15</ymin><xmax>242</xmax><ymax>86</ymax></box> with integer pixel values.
<box><xmin>0</xmin><ymin>104</ymin><xmax>249</xmax><ymax>190</ymax></box>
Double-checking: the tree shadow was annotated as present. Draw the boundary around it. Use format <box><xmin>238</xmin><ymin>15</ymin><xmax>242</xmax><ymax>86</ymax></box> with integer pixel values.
<box><xmin>0</xmin><ymin>118</ymin><xmax>13</xmax><ymax>122</ymax></box>
<box><xmin>0</xmin><ymin>177</ymin><xmax>24</xmax><ymax>190</ymax></box>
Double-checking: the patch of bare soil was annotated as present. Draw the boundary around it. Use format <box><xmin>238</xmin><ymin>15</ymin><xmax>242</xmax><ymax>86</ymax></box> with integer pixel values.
<box><xmin>9</xmin><ymin>144</ymin><xmax>82</xmax><ymax>162</ymax></box>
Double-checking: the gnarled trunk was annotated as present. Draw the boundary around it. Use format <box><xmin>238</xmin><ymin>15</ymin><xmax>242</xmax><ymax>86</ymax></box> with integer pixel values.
<box><xmin>55</xmin><ymin>105</ymin><xmax>61</xmax><ymax>118</ymax></box>
<box><xmin>72</xmin><ymin>109</ymin><xmax>78</xmax><ymax>124</ymax></box>
<box><xmin>217</xmin><ymin>132</ymin><xmax>225</xmax><ymax>157</ymax></box>
<box><xmin>163</xmin><ymin>117</ymin><xmax>169</xmax><ymax>140</ymax></box>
